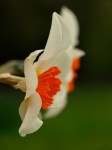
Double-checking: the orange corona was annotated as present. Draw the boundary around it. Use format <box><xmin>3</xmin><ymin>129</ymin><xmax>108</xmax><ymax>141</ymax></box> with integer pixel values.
<box><xmin>68</xmin><ymin>58</ymin><xmax>80</xmax><ymax>92</ymax></box>
<box><xmin>36</xmin><ymin>67</ymin><xmax>62</xmax><ymax>110</ymax></box>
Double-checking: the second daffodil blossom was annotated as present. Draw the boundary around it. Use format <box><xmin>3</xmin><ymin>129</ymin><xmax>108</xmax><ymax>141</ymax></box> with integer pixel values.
<box><xmin>61</xmin><ymin>7</ymin><xmax>85</xmax><ymax>91</ymax></box>
<box><xmin>16</xmin><ymin>12</ymin><xmax>72</xmax><ymax>136</ymax></box>
<box><xmin>44</xmin><ymin>7</ymin><xmax>85</xmax><ymax>119</ymax></box>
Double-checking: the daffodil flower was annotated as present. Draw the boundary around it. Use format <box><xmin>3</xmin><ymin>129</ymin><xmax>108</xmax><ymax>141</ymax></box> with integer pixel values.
<box><xmin>16</xmin><ymin>12</ymin><xmax>72</xmax><ymax>137</ymax></box>
<box><xmin>44</xmin><ymin>7</ymin><xmax>85</xmax><ymax>119</ymax></box>
<box><xmin>0</xmin><ymin>12</ymin><xmax>72</xmax><ymax>136</ymax></box>
<box><xmin>0</xmin><ymin>8</ymin><xmax>85</xmax><ymax>136</ymax></box>
<box><xmin>61</xmin><ymin>7</ymin><xmax>85</xmax><ymax>91</ymax></box>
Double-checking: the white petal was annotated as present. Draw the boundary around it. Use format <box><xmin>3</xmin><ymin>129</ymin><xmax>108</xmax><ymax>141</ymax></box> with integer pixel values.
<box><xmin>19</xmin><ymin>91</ymin><xmax>43</xmax><ymax>137</ymax></box>
<box><xmin>61</xmin><ymin>7</ymin><xmax>79</xmax><ymax>46</ymax></box>
<box><xmin>67</xmin><ymin>48</ymin><xmax>86</xmax><ymax>60</ymax></box>
<box><xmin>65</xmin><ymin>48</ymin><xmax>85</xmax><ymax>82</ymax></box>
<box><xmin>24</xmin><ymin>50</ymin><xmax>43</xmax><ymax>98</ymax></box>
<box><xmin>40</xmin><ymin>51</ymin><xmax>71</xmax><ymax>82</ymax></box>
<box><xmin>39</xmin><ymin>12</ymin><xmax>72</xmax><ymax>61</ymax></box>
<box><xmin>65</xmin><ymin>70</ymin><xmax>73</xmax><ymax>84</ymax></box>
<box><xmin>44</xmin><ymin>85</ymin><xmax>67</xmax><ymax>119</ymax></box>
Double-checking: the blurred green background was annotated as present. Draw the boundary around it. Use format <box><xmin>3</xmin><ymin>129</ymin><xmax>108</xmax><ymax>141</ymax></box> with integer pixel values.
<box><xmin>0</xmin><ymin>0</ymin><xmax>112</xmax><ymax>149</ymax></box>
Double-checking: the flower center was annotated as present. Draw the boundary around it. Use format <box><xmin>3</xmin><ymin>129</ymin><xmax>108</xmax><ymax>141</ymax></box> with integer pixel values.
<box><xmin>36</xmin><ymin>67</ymin><xmax>62</xmax><ymax>110</ymax></box>
<box><xmin>67</xmin><ymin>58</ymin><xmax>80</xmax><ymax>92</ymax></box>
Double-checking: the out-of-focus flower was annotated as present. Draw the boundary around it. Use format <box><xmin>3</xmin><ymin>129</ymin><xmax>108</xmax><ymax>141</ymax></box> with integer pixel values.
<box><xmin>44</xmin><ymin>7</ymin><xmax>85</xmax><ymax>119</ymax></box>
<box><xmin>16</xmin><ymin>12</ymin><xmax>72</xmax><ymax>137</ymax></box>
<box><xmin>0</xmin><ymin>60</ymin><xmax>24</xmax><ymax>75</ymax></box>
<box><xmin>61</xmin><ymin>7</ymin><xmax>85</xmax><ymax>92</ymax></box>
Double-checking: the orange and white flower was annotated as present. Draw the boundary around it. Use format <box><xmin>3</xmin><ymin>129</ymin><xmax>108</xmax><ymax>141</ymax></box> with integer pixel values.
<box><xmin>0</xmin><ymin>8</ymin><xmax>85</xmax><ymax>136</ymax></box>
<box><xmin>17</xmin><ymin>12</ymin><xmax>72</xmax><ymax>136</ymax></box>
<box><xmin>61</xmin><ymin>7</ymin><xmax>85</xmax><ymax>91</ymax></box>
<box><xmin>44</xmin><ymin>7</ymin><xmax>85</xmax><ymax>119</ymax></box>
